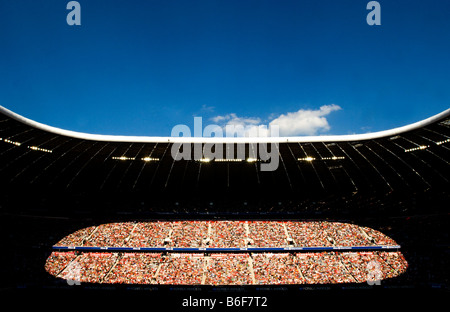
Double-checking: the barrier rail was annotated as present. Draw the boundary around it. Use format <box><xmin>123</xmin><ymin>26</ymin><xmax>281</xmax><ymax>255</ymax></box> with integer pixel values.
<box><xmin>52</xmin><ymin>245</ymin><xmax>401</xmax><ymax>252</ymax></box>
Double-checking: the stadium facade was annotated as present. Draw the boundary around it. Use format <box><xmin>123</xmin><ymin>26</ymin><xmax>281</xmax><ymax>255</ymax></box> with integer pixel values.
<box><xmin>1</xmin><ymin>105</ymin><xmax>449</xmax><ymax>298</ymax></box>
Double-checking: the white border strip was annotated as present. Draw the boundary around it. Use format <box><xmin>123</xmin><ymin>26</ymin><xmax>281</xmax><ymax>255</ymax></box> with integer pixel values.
<box><xmin>1</xmin><ymin>105</ymin><xmax>449</xmax><ymax>143</ymax></box>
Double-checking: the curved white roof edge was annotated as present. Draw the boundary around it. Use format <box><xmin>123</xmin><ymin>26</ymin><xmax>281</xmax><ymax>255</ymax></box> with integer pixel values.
<box><xmin>1</xmin><ymin>105</ymin><xmax>449</xmax><ymax>144</ymax></box>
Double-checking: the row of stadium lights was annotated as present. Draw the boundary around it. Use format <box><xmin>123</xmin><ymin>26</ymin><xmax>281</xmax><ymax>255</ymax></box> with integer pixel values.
<box><xmin>2</xmin><ymin>137</ymin><xmax>449</xmax><ymax>155</ymax></box>
<box><xmin>111</xmin><ymin>156</ymin><xmax>160</xmax><ymax>161</ymax></box>
<box><xmin>298</xmin><ymin>156</ymin><xmax>345</xmax><ymax>161</ymax></box>
<box><xmin>436</xmin><ymin>138</ymin><xmax>450</xmax><ymax>145</ymax></box>
<box><xmin>111</xmin><ymin>156</ymin><xmax>259</xmax><ymax>162</ymax></box>
<box><xmin>403</xmin><ymin>139</ymin><xmax>450</xmax><ymax>152</ymax></box>
<box><xmin>199</xmin><ymin>158</ymin><xmax>259</xmax><ymax>163</ymax></box>
<box><xmin>110</xmin><ymin>156</ymin><xmax>345</xmax><ymax>162</ymax></box>
<box><xmin>0</xmin><ymin>138</ymin><xmax>52</xmax><ymax>153</ymax></box>
<box><xmin>404</xmin><ymin>145</ymin><xmax>429</xmax><ymax>153</ymax></box>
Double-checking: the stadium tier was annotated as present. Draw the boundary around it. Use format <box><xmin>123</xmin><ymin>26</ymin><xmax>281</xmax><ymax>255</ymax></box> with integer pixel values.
<box><xmin>46</xmin><ymin>220</ymin><xmax>406</xmax><ymax>285</ymax></box>
<box><xmin>52</xmin><ymin>221</ymin><xmax>400</xmax><ymax>249</ymax></box>
<box><xmin>45</xmin><ymin>251</ymin><xmax>408</xmax><ymax>285</ymax></box>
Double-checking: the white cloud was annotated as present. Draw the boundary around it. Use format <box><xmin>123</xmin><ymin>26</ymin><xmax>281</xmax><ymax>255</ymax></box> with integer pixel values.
<box><xmin>269</xmin><ymin>104</ymin><xmax>341</xmax><ymax>136</ymax></box>
<box><xmin>210</xmin><ymin>104</ymin><xmax>341</xmax><ymax>137</ymax></box>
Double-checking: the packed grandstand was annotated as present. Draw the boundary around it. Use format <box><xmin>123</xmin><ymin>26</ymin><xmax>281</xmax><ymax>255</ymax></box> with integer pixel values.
<box><xmin>45</xmin><ymin>221</ymin><xmax>407</xmax><ymax>285</ymax></box>
<box><xmin>46</xmin><ymin>251</ymin><xmax>407</xmax><ymax>285</ymax></box>
<box><xmin>0</xmin><ymin>105</ymin><xmax>449</xmax><ymax>295</ymax></box>
<box><xmin>52</xmin><ymin>221</ymin><xmax>399</xmax><ymax>249</ymax></box>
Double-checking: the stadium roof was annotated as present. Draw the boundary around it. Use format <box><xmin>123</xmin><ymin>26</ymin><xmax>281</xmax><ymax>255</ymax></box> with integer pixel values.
<box><xmin>1</xmin><ymin>105</ymin><xmax>449</xmax><ymax>208</ymax></box>
<box><xmin>1</xmin><ymin>105</ymin><xmax>450</xmax><ymax>143</ymax></box>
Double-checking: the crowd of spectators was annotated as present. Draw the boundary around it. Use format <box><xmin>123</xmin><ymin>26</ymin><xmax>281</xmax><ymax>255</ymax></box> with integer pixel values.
<box><xmin>298</xmin><ymin>252</ymin><xmax>356</xmax><ymax>284</ymax></box>
<box><xmin>322</xmin><ymin>222</ymin><xmax>372</xmax><ymax>246</ymax></box>
<box><xmin>54</xmin><ymin>221</ymin><xmax>399</xmax><ymax>249</ymax></box>
<box><xmin>44</xmin><ymin>251</ymin><xmax>77</xmax><ymax>277</ymax></box>
<box><xmin>253</xmin><ymin>253</ymin><xmax>304</xmax><ymax>284</ymax></box>
<box><xmin>378</xmin><ymin>252</ymin><xmax>408</xmax><ymax>279</ymax></box>
<box><xmin>103</xmin><ymin>253</ymin><xmax>161</xmax><ymax>284</ymax></box>
<box><xmin>360</xmin><ymin>226</ymin><xmax>398</xmax><ymax>246</ymax></box>
<box><xmin>338</xmin><ymin>252</ymin><xmax>372</xmax><ymax>282</ymax></box>
<box><xmin>169</xmin><ymin>221</ymin><xmax>209</xmax><ymax>248</ymax></box>
<box><xmin>46</xmin><ymin>251</ymin><xmax>408</xmax><ymax>285</ymax></box>
<box><xmin>204</xmin><ymin>254</ymin><xmax>253</xmax><ymax>285</ymax></box>
<box><xmin>57</xmin><ymin>252</ymin><xmax>119</xmax><ymax>284</ymax></box>
<box><xmin>55</xmin><ymin>226</ymin><xmax>96</xmax><ymax>247</ymax></box>
<box><xmin>126</xmin><ymin>222</ymin><xmax>171</xmax><ymax>247</ymax></box>
<box><xmin>208</xmin><ymin>221</ymin><xmax>247</xmax><ymax>248</ymax></box>
<box><xmin>157</xmin><ymin>253</ymin><xmax>204</xmax><ymax>284</ymax></box>
<box><xmin>247</xmin><ymin>221</ymin><xmax>288</xmax><ymax>247</ymax></box>
<box><xmin>285</xmin><ymin>221</ymin><xmax>333</xmax><ymax>247</ymax></box>
<box><xmin>83</xmin><ymin>223</ymin><xmax>135</xmax><ymax>247</ymax></box>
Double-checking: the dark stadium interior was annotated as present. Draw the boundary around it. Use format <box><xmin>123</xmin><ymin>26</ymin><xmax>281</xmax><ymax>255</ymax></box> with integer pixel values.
<box><xmin>1</xmin><ymin>108</ymin><xmax>449</xmax><ymax>303</ymax></box>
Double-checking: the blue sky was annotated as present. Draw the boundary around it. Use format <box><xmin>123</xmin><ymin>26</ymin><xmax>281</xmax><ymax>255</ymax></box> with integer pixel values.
<box><xmin>1</xmin><ymin>0</ymin><xmax>449</xmax><ymax>137</ymax></box>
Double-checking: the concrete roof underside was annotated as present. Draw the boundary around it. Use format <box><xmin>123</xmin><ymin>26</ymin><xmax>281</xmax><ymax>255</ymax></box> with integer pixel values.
<box><xmin>0</xmin><ymin>105</ymin><xmax>449</xmax><ymax>216</ymax></box>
